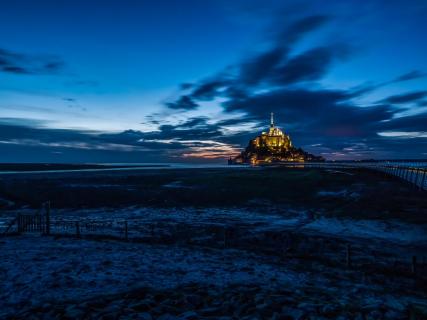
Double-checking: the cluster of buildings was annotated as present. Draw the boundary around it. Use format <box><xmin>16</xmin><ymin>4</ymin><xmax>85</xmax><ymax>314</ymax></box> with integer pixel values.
<box><xmin>229</xmin><ymin>113</ymin><xmax>324</xmax><ymax>165</ymax></box>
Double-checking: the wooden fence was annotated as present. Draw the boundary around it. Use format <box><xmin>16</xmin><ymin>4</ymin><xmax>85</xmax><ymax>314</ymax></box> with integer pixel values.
<box><xmin>49</xmin><ymin>219</ymin><xmax>129</xmax><ymax>240</ymax></box>
<box><xmin>17</xmin><ymin>213</ymin><xmax>45</xmax><ymax>233</ymax></box>
<box><xmin>2</xmin><ymin>206</ymin><xmax>425</xmax><ymax>277</ymax></box>
<box><xmin>1</xmin><ymin>201</ymin><xmax>131</xmax><ymax>239</ymax></box>
<box><xmin>2</xmin><ymin>201</ymin><xmax>51</xmax><ymax>236</ymax></box>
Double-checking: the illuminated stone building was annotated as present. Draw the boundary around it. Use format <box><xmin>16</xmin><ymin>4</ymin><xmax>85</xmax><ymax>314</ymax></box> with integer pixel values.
<box><xmin>229</xmin><ymin>113</ymin><xmax>324</xmax><ymax>164</ymax></box>
<box><xmin>253</xmin><ymin>112</ymin><xmax>292</xmax><ymax>150</ymax></box>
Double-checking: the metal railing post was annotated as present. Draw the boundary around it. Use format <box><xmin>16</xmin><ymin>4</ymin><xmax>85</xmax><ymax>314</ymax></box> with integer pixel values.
<box><xmin>420</xmin><ymin>169</ymin><xmax>426</xmax><ymax>191</ymax></box>
<box><xmin>414</xmin><ymin>168</ymin><xmax>420</xmax><ymax>187</ymax></box>
<box><xmin>17</xmin><ymin>214</ymin><xmax>21</xmax><ymax>233</ymax></box>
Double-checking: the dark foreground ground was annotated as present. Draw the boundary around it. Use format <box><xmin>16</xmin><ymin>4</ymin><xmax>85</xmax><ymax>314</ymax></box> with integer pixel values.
<box><xmin>0</xmin><ymin>167</ymin><xmax>426</xmax><ymax>319</ymax></box>
<box><xmin>0</xmin><ymin>167</ymin><xmax>426</xmax><ymax>220</ymax></box>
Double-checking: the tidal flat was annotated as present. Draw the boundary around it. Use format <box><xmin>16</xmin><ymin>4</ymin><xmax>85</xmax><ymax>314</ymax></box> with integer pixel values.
<box><xmin>0</xmin><ymin>167</ymin><xmax>426</xmax><ymax>319</ymax></box>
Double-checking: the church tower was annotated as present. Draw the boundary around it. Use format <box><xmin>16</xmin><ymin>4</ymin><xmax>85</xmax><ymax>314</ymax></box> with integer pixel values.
<box><xmin>229</xmin><ymin>111</ymin><xmax>324</xmax><ymax>164</ymax></box>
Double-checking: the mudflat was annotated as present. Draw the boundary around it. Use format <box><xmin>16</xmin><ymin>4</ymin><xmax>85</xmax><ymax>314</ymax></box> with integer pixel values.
<box><xmin>1</xmin><ymin>167</ymin><xmax>426</xmax><ymax>319</ymax></box>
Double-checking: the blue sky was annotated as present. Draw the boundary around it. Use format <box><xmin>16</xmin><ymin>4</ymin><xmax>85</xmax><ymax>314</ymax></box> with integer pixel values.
<box><xmin>1</xmin><ymin>0</ymin><xmax>427</xmax><ymax>162</ymax></box>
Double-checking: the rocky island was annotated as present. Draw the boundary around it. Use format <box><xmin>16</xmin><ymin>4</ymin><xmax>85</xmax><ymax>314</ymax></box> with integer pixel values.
<box><xmin>229</xmin><ymin>113</ymin><xmax>324</xmax><ymax>165</ymax></box>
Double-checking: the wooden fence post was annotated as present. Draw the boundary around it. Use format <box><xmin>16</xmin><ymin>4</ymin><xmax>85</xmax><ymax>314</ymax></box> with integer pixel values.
<box><xmin>17</xmin><ymin>214</ymin><xmax>22</xmax><ymax>233</ymax></box>
<box><xmin>124</xmin><ymin>220</ymin><xmax>128</xmax><ymax>241</ymax></box>
<box><xmin>45</xmin><ymin>201</ymin><xmax>51</xmax><ymax>235</ymax></box>
<box><xmin>38</xmin><ymin>214</ymin><xmax>41</xmax><ymax>234</ymax></box>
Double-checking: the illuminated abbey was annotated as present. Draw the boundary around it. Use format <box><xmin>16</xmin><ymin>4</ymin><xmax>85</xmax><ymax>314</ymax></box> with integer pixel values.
<box><xmin>229</xmin><ymin>113</ymin><xmax>324</xmax><ymax>164</ymax></box>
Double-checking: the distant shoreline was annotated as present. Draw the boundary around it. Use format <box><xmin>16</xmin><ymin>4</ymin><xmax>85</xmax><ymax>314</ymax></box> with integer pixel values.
<box><xmin>0</xmin><ymin>163</ymin><xmax>242</xmax><ymax>175</ymax></box>
<box><xmin>0</xmin><ymin>163</ymin><xmax>170</xmax><ymax>172</ymax></box>
<box><xmin>0</xmin><ymin>160</ymin><xmax>426</xmax><ymax>175</ymax></box>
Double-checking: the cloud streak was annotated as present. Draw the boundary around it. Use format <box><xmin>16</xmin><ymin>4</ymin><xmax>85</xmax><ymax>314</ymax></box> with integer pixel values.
<box><xmin>0</xmin><ymin>47</ymin><xmax>64</xmax><ymax>75</ymax></box>
<box><xmin>0</xmin><ymin>117</ymin><xmax>243</xmax><ymax>161</ymax></box>
<box><xmin>379</xmin><ymin>91</ymin><xmax>427</xmax><ymax>105</ymax></box>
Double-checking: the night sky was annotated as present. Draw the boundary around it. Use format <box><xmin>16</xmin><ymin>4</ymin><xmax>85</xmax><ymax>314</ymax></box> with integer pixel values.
<box><xmin>1</xmin><ymin>0</ymin><xmax>427</xmax><ymax>163</ymax></box>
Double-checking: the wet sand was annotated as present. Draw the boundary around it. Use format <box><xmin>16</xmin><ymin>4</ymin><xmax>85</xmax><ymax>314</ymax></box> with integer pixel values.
<box><xmin>1</xmin><ymin>167</ymin><xmax>426</xmax><ymax>319</ymax></box>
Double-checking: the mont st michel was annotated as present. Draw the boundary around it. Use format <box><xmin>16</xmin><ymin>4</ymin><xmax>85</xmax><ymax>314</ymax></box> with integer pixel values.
<box><xmin>1</xmin><ymin>1</ymin><xmax>427</xmax><ymax>319</ymax></box>
<box><xmin>229</xmin><ymin>113</ymin><xmax>324</xmax><ymax>165</ymax></box>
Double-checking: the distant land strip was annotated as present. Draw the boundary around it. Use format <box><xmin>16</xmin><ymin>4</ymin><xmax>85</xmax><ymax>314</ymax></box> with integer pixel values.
<box><xmin>0</xmin><ymin>163</ymin><xmax>170</xmax><ymax>172</ymax></box>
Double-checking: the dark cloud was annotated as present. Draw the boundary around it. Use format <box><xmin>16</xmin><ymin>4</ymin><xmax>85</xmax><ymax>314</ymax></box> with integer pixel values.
<box><xmin>0</xmin><ymin>117</ymin><xmax>50</xmax><ymax>128</ymax></box>
<box><xmin>346</xmin><ymin>70</ymin><xmax>427</xmax><ymax>98</ymax></box>
<box><xmin>142</xmin><ymin>115</ymin><xmax>260</xmax><ymax>149</ymax></box>
<box><xmin>0</xmin><ymin>116</ymin><xmax>241</xmax><ymax>162</ymax></box>
<box><xmin>239</xmin><ymin>43</ymin><xmax>351</xmax><ymax>87</ymax></box>
<box><xmin>239</xmin><ymin>48</ymin><xmax>285</xmax><ymax>85</ymax></box>
<box><xmin>225</xmin><ymin>88</ymin><xmax>349</xmax><ymax>118</ymax></box>
<box><xmin>0</xmin><ymin>121</ymin><xmax>94</xmax><ymax>144</ymax></box>
<box><xmin>44</xmin><ymin>61</ymin><xmax>64</xmax><ymax>72</ymax></box>
<box><xmin>165</xmin><ymin>95</ymin><xmax>199</xmax><ymax>110</ymax></box>
<box><xmin>380</xmin><ymin>91</ymin><xmax>427</xmax><ymax>104</ymax></box>
<box><xmin>165</xmin><ymin>15</ymin><xmax>335</xmax><ymax>110</ymax></box>
<box><xmin>180</xmin><ymin>83</ymin><xmax>193</xmax><ymax>90</ymax></box>
<box><xmin>0</xmin><ymin>121</ymin><xmax>188</xmax><ymax>157</ymax></box>
<box><xmin>225</xmin><ymin>88</ymin><xmax>394</xmax><ymax>139</ymax></box>
<box><xmin>223</xmin><ymin>86</ymin><xmax>248</xmax><ymax>102</ymax></box>
<box><xmin>0</xmin><ymin>47</ymin><xmax>64</xmax><ymax>75</ymax></box>
<box><xmin>97</xmin><ymin>130</ymin><xmax>189</xmax><ymax>151</ymax></box>
<box><xmin>155</xmin><ymin>12</ymin><xmax>427</xmax><ymax>160</ymax></box>
<box><xmin>393</xmin><ymin>70</ymin><xmax>425</xmax><ymax>82</ymax></box>
<box><xmin>157</xmin><ymin>9</ymin><xmax>427</xmax><ymax>160</ymax></box>
<box><xmin>174</xmin><ymin>116</ymin><xmax>210</xmax><ymax>128</ymax></box>
<box><xmin>378</xmin><ymin>113</ymin><xmax>427</xmax><ymax>132</ymax></box>
<box><xmin>271</xmin><ymin>45</ymin><xmax>350</xmax><ymax>85</ymax></box>
<box><xmin>191</xmin><ymin>79</ymin><xmax>229</xmax><ymax>100</ymax></box>
<box><xmin>2</xmin><ymin>65</ymin><xmax>30</xmax><ymax>74</ymax></box>
<box><xmin>217</xmin><ymin>92</ymin><xmax>426</xmax><ymax>160</ymax></box>
<box><xmin>154</xmin><ymin>119</ymin><xmax>224</xmax><ymax>140</ymax></box>
<box><xmin>280</xmin><ymin>15</ymin><xmax>331</xmax><ymax>44</ymax></box>
<box><xmin>216</xmin><ymin>116</ymin><xmax>259</xmax><ymax>127</ymax></box>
